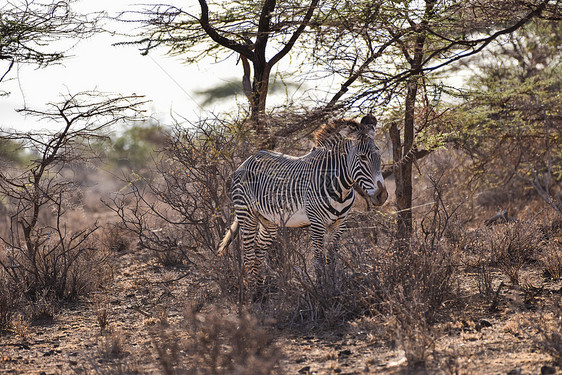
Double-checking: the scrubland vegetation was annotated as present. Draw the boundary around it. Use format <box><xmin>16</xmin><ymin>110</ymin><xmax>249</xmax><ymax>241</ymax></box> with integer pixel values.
<box><xmin>1</xmin><ymin>115</ymin><xmax>562</xmax><ymax>374</ymax></box>
<box><xmin>1</xmin><ymin>0</ymin><xmax>562</xmax><ymax>373</ymax></box>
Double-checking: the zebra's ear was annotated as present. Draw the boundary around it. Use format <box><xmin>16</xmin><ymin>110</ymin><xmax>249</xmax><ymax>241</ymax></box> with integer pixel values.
<box><xmin>360</xmin><ymin>115</ymin><xmax>377</xmax><ymax>127</ymax></box>
<box><xmin>360</xmin><ymin>115</ymin><xmax>377</xmax><ymax>138</ymax></box>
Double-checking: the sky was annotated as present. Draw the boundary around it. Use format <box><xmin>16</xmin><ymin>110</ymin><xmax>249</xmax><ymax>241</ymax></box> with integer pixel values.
<box><xmin>0</xmin><ymin>0</ymin><xmax>246</xmax><ymax>132</ymax></box>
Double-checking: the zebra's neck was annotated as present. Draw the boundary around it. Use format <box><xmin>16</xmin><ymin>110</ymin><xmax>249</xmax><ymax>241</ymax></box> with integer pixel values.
<box><xmin>309</xmin><ymin>140</ymin><xmax>355</xmax><ymax>197</ymax></box>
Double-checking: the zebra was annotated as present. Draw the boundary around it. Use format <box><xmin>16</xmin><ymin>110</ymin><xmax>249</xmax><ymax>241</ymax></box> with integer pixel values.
<box><xmin>218</xmin><ymin>115</ymin><xmax>388</xmax><ymax>287</ymax></box>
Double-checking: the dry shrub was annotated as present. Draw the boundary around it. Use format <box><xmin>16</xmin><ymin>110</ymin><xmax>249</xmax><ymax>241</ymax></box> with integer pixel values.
<box><xmin>152</xmin><ymin>307</ymin><xmax>281</xmax><ymax>375</ymax></box>
<box><xmin>367</xmin><ymin>179</ymin><xmax>458</xmax><ymax>369</ymax></box>
<box><xmin>100</xmin><ymin>223</ymin><xmax>132</xmax><ymax>254</ymax></box>
<box><xmin>233</xmin><ymin>210</ymin><xmax>398</xmax><ymax>327</ymax></box>
<box><xmin>542</xmin><ymin>244</ymin><xmax>562</xmax><ymax>280</ymax></box>
<box><xmin>108</xmin><ymin>120</ymin><xmax>251</xmax><ymax>268</ymax></box>
<box><xmin>1</xmin><ymin>232</ymin><xmax>112</xmax><ymax>301</ymax></box>
<box><xmin>536</xmin><ymin>301</ymin><xmax>562</xmax><ymax>367</ymax></box>
<box><xmin>98</xmin><ymin>329</ymin><xmax>126</xmax><ymax>360</ymax></box>
<box><xmin>241</xmin><ymin>187</ymin><xmax>457</xmax><ymax>343</ymax></box>
<box><xmin>371</xmin><ymin>233</ymin><xmax>456</xmax><ymax>369</ymax></box>
<box><xmin>0</xmin><ymin>271</ymin><xmax>20</xmax><ymax>332</ymax></box>
<box><xmin>10</xmin><ymin>313</ymin><xmax>30</xmax><ymax>340</ymax></box>
<box><xmin>479</xmin><ymin>221</ymin><xmax>544</xmax><ymax>285</ymax></box>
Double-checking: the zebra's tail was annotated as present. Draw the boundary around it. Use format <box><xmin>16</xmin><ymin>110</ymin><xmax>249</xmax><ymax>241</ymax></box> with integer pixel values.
<box><xmin>217</xmin><ymin>218</ymin><xmax>239</xmax><ymax>256</ymax></box>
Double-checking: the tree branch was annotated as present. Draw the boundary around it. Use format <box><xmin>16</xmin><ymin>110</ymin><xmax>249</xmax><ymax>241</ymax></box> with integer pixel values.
<box><xmin>197</xmin><ymin>0</ymin><xmax>254</xmax><ymax>61</ymax></box>
<box><xmin>419</xmin><ymin>0</ymin><xmax>550</xmax><ymax>75</ymax></box>
<box><xmin>325</xmin><ymin>28</ymin><xmax>411</xmax><ymax>110</ymax></box>
<box><xmin>269</xmin><ymin>0</ymin><xmax>320</xmax><ymax>67</ymax></box>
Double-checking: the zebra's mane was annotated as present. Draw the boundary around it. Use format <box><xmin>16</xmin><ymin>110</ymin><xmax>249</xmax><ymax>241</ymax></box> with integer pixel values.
<box><xmin>314</xmin><ymin>120</ymin><xmax>354</xmax><ymax>146</ymax></box>
<box><xmin>314</xmin><ymin>119</ymin><xmax>371</xmax><ymax>147</ymax></box>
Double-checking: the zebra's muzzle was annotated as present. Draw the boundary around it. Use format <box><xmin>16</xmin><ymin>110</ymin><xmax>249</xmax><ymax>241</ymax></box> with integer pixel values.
<box><xmin>367</xmin><ymin>181</ymin><xmax>388</xmax><ymax>206</ymax></box>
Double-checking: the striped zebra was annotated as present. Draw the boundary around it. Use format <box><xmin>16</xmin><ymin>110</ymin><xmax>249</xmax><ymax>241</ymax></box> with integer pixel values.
<box><xmin>218</xmin><ymin>115</ymin><xmax>388</xmax><ymax>287</ymax></box>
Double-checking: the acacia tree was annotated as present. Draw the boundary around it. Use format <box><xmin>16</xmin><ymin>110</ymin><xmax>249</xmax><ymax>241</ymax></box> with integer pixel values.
<box><xmin>0</xmin><ymin>0</ymin><xmax>99</xmax><ymax>87</ymax></box>
<box><xmin>309</xmin><ymin>0</ymin><xmax>558</xmax><ymax>238</ymax></box>
<box><xmin>128</xmin><ymin>0</ymin><xmax>321</xmax><ymax>146</ymax></box>
<box><xmin>0</xmin><ymin>92</ymin><xmax>146</xmax><ymax>299</ymax></box>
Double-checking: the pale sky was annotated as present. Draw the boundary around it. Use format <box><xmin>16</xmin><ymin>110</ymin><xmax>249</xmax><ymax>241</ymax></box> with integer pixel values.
<box><xmin>0</xmin><ymin>0</ymin><xmax>248</xmax><ymax>132</ymax></box>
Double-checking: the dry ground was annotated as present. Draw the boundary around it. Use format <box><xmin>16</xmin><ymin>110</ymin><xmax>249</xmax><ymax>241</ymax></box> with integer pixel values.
<box><xmin>1</xmin><ymin>242</ymin><xmax>560</xmax><ymax>374</ymax></box>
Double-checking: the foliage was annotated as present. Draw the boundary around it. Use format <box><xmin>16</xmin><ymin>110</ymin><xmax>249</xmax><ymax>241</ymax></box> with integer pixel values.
<box><xmin>0</xmin><ymin>138</ymin><xmax>28</xmax><ymax>165</ymax></box>
<box><xmin>450</xmin><ymin>19</ymin><xmax>562</xmax><ymax>213</ymax></box>
<box><xmin>0</xmin><ymin>0</ymin><xmax>99</xmax><ymax>85</ymax></box>
<box><xmin>108</xmin><ymin>122</ymin><xmax>167</xmax><ymax>170</ymax></box>
<box><xmin>195</xmin><ymin>77</ymin><xmax>298</xmax><ymax>106</ymax></box>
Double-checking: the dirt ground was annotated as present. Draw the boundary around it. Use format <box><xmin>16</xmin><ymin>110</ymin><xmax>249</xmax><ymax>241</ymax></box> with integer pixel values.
<box><xmin>0</xmin><ymin>245</ymin><xmax>560</xmax><ymax>375</ymax></box>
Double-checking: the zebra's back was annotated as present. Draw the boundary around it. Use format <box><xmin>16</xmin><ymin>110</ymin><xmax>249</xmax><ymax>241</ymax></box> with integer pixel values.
<box><xmin>232</xmin><ymin>150</ymin><xmax>314</xmax><ymax>227</ymax></box>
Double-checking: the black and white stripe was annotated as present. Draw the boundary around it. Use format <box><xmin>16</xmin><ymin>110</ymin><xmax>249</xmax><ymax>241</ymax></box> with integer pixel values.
<box><xmin>219</xmin><ymin>116</ymin><xmax>388</xmax><ymax>286</ymax></box>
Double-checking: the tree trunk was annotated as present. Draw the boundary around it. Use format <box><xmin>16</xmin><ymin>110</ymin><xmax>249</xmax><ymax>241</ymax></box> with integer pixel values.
<box><xmin>395</xmin><ymin>78</ymin><xmax>417</xmax><ymax>240</ymax></box>
<box><xmin>250</xmin><ymin>61</ymin><xmax>275</xmax><ymax>149</ymax></box>
<box><xmin>393</xmin><ymin>0</ymin><xmax>436</xmax><ymax>241</ymax></box>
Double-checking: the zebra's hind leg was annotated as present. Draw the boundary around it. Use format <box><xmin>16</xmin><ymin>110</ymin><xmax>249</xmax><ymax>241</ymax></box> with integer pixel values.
<box><xmin>238</xmin><ymin>214</ymin><xmax>260</xmax><ymax>290</ymax></box>
<box><xmin>253</xmin><ymin>222</ymin><xmax>277</xmax><ymax>300</ymax></box>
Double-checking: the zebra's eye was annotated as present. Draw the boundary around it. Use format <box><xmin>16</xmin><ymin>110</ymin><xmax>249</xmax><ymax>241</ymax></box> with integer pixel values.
<box><xmin>359</xmin><ymin>154</ymin><xmax>369</xmax><ymax>161</ymax></box>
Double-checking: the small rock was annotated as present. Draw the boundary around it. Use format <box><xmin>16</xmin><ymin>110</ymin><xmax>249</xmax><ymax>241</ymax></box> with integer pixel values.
<box><xmin>475</xmin><ymin>319</ymin><xmax>493</xmax><ymax>331</ymax></box>
<box><xmin>338</xmin><ymin>349</ymin><xmax>352</xmax><ymax>357</ymax></box>
<box><xmin>541</xmin><ymin>365</ymin><xmax>556</xmax><ymax>375</ymax></box>
<box><xmin>507</xmin><ymin>369</ymin><xmax>521</xmax><ymax>375</ymax></box>
<box><xmin>480</xmin><ymin>319</ymin><xmax>492</xmax><ymax>328</ymax></box>
<box><xmin>298</xmin><ymin>366</ymin><xmax>311</xmax><ymax>374</ymax></box>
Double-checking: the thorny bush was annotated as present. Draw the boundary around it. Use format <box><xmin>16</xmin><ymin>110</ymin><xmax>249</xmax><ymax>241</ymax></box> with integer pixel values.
<box><xmin>0</xmin><ymin>92</ymin><xmax>143</xmax><ymax>329</ymax></box>
<box><xmin>152</xmin><ymin>306</ymin><xmax>281</xmax><ymax>375</ymax></box>
<box><xmin>477</xmin><ymin>221</ymin><xmax>544</xmax><ymax>285</ymax></box>
<box><xmin>109</xmin><ymin>120</ymin><xmax>251</xmax><ymax>270</ymax></box>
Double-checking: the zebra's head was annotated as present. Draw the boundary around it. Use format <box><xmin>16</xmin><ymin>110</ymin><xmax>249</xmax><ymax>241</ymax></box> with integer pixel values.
<box><xmin>346</xmin><ymin>115</ymin><xmax>388</xmax><ymax>207</ymax></box>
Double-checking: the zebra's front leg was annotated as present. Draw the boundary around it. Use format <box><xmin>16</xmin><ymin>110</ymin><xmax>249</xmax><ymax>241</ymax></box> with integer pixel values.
<box><xmin>326</xmin><ymin>219</ymin><xmax>345</xmax><ymax>278</ymax></box>
<box><xmin>310</xmin><ymin>221</ymin><xmax>326</xmax><ymax>281</ymax></box>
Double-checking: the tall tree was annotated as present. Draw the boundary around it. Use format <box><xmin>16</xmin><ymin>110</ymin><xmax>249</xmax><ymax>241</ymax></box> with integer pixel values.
<box><xmin>128</xmin><ymin>0</ymin><xmax>320</xmax><ymax>146</ymax></box>
<box><xmin>310</xmin><ymin>0</ymin><xmax>558</xmax><ymax>238</ymax></box>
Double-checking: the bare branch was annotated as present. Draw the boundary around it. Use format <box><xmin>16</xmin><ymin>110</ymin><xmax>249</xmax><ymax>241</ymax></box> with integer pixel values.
<box><xmin>269</xmin><ymin>0</ymin><xmax>320</xmax><ymax>67</ymax></box>
<box><xmin>197</xmin><ymin>0</ymin><xmax>254</xmax><ymax>60</ymax></box>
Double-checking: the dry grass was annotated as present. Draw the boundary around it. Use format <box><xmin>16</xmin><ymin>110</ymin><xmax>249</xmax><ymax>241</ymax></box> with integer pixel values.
<box><xmin>482</xmin><ymin>221</ymin><xmax>545</xmax><ymax>285</ymax></box>
<box><xmin>151</xmin><ymin>306</ymin><xmax>281</xmax><ymax>375</ymax></box>
<box><xmin>1</xmin><ymin>124</ymin><xmax>562</xmax><ymax>374</ymax></box>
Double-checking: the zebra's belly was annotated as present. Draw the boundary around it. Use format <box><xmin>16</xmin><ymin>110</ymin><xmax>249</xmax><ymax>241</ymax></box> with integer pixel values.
<box><xmin>262</xmin><ymin>208</ymin><xmax>310</xmax><ymax>228</ymax></box>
